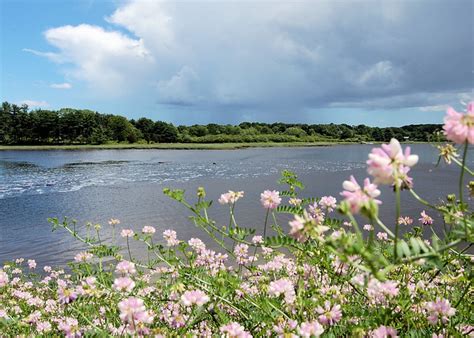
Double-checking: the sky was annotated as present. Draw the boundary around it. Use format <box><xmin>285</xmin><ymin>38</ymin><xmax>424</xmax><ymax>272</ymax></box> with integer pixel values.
<box><xmin>0</xmin><ymin>0</ymin><xmax>472</xmax><ymax>127</ymax></box>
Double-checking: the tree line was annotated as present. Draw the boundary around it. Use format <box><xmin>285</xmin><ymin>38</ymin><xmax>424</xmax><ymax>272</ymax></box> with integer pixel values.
<box><xmin>0</xmin><ymin>101</ymin><xmax>443</xmax><ymax>145</ymax></box>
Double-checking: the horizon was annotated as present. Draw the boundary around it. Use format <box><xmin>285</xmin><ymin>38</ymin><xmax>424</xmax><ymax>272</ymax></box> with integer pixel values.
<box><xmin>1</xmin><ymin>0</ymin><xmax>472</xmax><ymax>127</ymax></box>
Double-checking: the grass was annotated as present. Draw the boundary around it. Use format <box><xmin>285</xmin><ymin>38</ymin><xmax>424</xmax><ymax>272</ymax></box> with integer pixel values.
<box><xmin>0</xmin><ymin>141</ymin><xmax>352</xmax><ymax>151</ymax></box>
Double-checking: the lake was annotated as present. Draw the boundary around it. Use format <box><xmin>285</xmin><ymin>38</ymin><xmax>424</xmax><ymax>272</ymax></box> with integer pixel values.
<box><xmin>0</xmin><ymin>144</ymin><xmax>470</xmax><ymax>267</ymax></box>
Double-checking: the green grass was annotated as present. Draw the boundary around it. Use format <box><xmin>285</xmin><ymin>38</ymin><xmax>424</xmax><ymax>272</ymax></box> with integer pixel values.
<box><xmin>0</xmin><ymin>141</ymin><xmax>353</xmax><ymax>151</ymax></box>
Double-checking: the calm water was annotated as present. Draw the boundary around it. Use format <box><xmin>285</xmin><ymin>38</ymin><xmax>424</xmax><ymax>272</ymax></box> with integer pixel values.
<box><xmin>0</xmin><ymin>145</ymin><xmax>470</xmax><ymax>267</ymax></box>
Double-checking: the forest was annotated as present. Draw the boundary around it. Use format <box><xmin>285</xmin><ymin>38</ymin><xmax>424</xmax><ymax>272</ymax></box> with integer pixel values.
<box><xmin>0</xmin><ymin>101</ymin><xmax>443</xmax><ymax>145</ymax></box>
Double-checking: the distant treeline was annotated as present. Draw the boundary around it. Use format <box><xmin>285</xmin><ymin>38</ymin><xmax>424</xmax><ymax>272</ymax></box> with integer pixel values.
<box><xmin>0</xmin><ymin>101</ymin><xmax>443</xmax><ymax>145</ymax></box>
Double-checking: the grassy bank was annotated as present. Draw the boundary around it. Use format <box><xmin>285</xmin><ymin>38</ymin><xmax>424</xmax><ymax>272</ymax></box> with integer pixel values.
<box><xmin>0</xmin><ymin>141</ymin><xmax>353</xmax><ymax>151</ymax></box>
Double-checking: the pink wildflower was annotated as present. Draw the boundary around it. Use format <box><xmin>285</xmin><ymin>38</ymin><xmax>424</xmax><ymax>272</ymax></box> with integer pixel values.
<box><xmin>367</xmin><ymin>138</ymin><xmax>419</xmax><ymax>188</ymax></box>
<box><xmin>443</xmin><ymin>103</ymin><xmax>474</xmax><ymax>144</ymax></box>
<box><xmin>252</xmin><ymin>235</ymin><xmax>264</xmax><ymax>244</ymax></box>
<box><xmin>181</xmin><ymin>290</ymin><xmax>210</xmax><ymax>307</ymax></box>
<box><xmin>219</xmin><ymin>190</ymin><xmax>244</xmax><ymax>205</ymax></box>
<box><xmin>163</xmin><ymin>229</ymin><xmax>179</xmax><ymax>246</ymax></box>
<box><xmin>371</xmin><ymin>325</ymin><xmax>398</xmax><ymax>338</ymax></box>
<box><xmin>364</xmin><ymin>224</ymin><xmax>374</xmax><ymax>231</ymax></box>
<box><xmin>398</xmin><ymin>216</ymin><xmax>413</xmax><ymax>226</ymax></box>
<box><xmin>0</xmin><ymin>270</ymin><xmax>9</xmax><ymax>287</ymax></box>
<box><xmin>298</xmin><ymin>321</ymin><xmax>324</xmax><ymax>337</ymax></box>
<box><xmin>377</xmin><ymin>232</ymin><xmax>389</xmax><ymax>241</ymax></box>
<box><xmin>367</xmin><ymin>279</ymin><xmax>399</xmax><ymax>304</ymax></box>
<box><xmin>27</xmin><ymin>259</ymin><xmax>36</xmax><ymax>269</ymax></box>
<box><xmin>425</xmin><ymin>298</ymin><xmax>456</xmax><ymax>325</ymax></box>
<box><xmin>113</xmin><ymin>276</ymin><xmax>136</xmax><ymax>293</ymax></box>
<box><xmin>118</xmin><ymin>297</ymin><xmax>154</xmax><ymax>329</ymax></box>
<box><xmin>289</xmin><ymin>198</ymin><xmax>302</xmax><ymax>206</ymax></box>
<box><xmin>142</xmin><ymin>225</ymin><xmax>156</xmax><ymax>234</ymax></box>
<box><xmin>340</xmin><ymin>176</ymin><xmax>381</xmax><ymax>214</ymax></box>
<box><xmin>74</xmin><ymin>252</ymin><xmax>93</xmax><ymax>262</ymax></box>
<box><xmin>319</xmin><ymin>196</ymin><xmax>337</xmax><ymax>212</ymax></box>
<box><xmin>316</xmin><ymin>301</ymin><xmax>342</xmax><ymax>325</ymax></box>
<box><xmin>268</xmin><ymin>278</ymin><xmax>296</xmax><ymax>304</ymax></box>
<box><xmin>419</xmin><ymin>211</ymin><xmax>434</xmax><ymax>225</ymax></box>
<box><xmin>108</xmin><ymin>218</ymin><xmax>120</xmax><ymax>226</ymax></box>
<box><xmin>220</xmin><ymin>322</ymin><xmax>252</xmax><ymax>338</ymax></box>
<box><xmin>58</xmin><ymin>317</ymin><xmax>80</xmax><ymax>337</ymax></box>
<box><xmin>57</xmin><ymin>287</ymin><xmax>77</xmax><ymax>304</ymax></box>
<box><xmin>188</xmin><ymin>238</ymin><xmax>206</xmax><ymax>252</ymax></box>
<box><xmin>115</xmin><ymin>260</ymin><xmax>136</xmax><ymax>275</ymax></box>
<box><xmin>260</xmin><ymin>190</ymin><xmax>282</xmax><ymax>209</ymax></box>
<box><xmin>289</xmin><ymin>210</ymin><xmax>329</xmax><ymax>242</ymax></box>
<box><xmin>121</xmin><ymin>229</ymin><xmax>134</xmax><ymax>238</ymax></box>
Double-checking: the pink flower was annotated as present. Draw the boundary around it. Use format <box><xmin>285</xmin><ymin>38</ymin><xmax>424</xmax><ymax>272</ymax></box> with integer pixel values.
<box><xmin>377</xmin><ymin>232</ymin><xmax>388</xmax><ymax>241</ymax></box>
<box><xmin>27</xmin><ymin>259</ymin><xmax>37</xmax><ymax>269</ymax></box>
<box><xmin>108</xmin><ymin>218</ymin><xmax>120</xmax><ymax>226</ymax></box>
<box><xmin>419</xmin><ymin>211</ymin><xmax>434</xmax><ymax>226</ymax></box>
<box><xmin>188</xmin><ymin>238</ymin><xmax>206</xmax><ymax>252</ymax></box>
<box><xmin>298</xmin><ymin>321</ymin><xmax>324</xmax><ymax>337</ymax></box>
<box><xmin>142</xmin><ymin>226</ymin><xmax>156</xmax><ymax>234</ymax></box>
<box><xmin>367</xmin><ymin>278</ymin><xmax>399</xmax><ymax>304</ymax></box>
<box><xmin>0</xmin><ymin>270</ymin><xmax>9</xmax><ymax>287</ymax></box>
<box><xmin>163</xmin><ymin>229</ymin><xmax>179</xmax><ymax>246</ymax></box>
<box><xmin>316</xmin><ymin>301</ymin><xmax>342</xmax><ymax>325</ymax></box>
<box><xmin>121</xmin><ymin>229</ymin><xmax>135</xmax><ymax>238</ymax></box>
<box><xmin>443</xmin><ymin>103</ymin><xmax>474</xmax><ymax>144</ymax></box>
<box><xmin>252</xmin><ymin>235</ymin><xmax>264</xmax><ymax>244</ymax></box>
<box><xmin>364</xmin><ymin>224</ymin><xmax>374</xmax><ymax>231</ymax></box>
<box><xmin>289</xmin><ymin>210</ymin><xmax>329</xmax><ymax>243</ymax></box>
<box><xmin>340</xmin><ymin>176</ymin><xmax>381</xmax><ymax>214</ymax></box>
<box><xmin>260</xmin><ymin>190</ymin><xmax>282</xmax><ymax>209</ymax></box>
<box><xmin>220</xmin><ymin>322</ymin><xmax>252</xmax><ymax>338</ymax></box>
<box><xmin>367</xmin><ymin>138</ymin><xmax>419</xmax><ymax>188</ymax></box>
<box><xmin>113</xmin><ymin>277</ymin><xmax>136</xmax><ymax>293</ymax></box>
<box><xmin>425</xmin><ymin>298</ymin><xmax>456</xmax><ymax>325</ymax></box>
<box><xmin>74</xmin><ymin>252</ymin><xmax>93</xmax><ymax>262</ymax></box>
<box><xmin>115</xmin><ymin>260</ymin><xmax>137</xmax><ymax>275</ymax></box>
<box><xmin>118</xmin><ymin>297</ymin><xmax>154</xmax><ymax>329</ymax></box>
<box><xmin>268</xmin><ymin>278</ymin><xmax>295</xmax><ymax>304</ymax></box>
<box><xmin>57</xmin><ymin>287</ymin><xmax>77</xmax><ymax>304</ymax></box>
<box><xmin>181</xmin><ymin>290</ymin><xmax>210</xmax><ymax>307</ymax></box>
<box><xmin>371</xmin><ymin>325</ymin><xmax>398</xmax><ymax>338</ymax></box>
<box><xmin>398</xmin><ymin>216</ymin><xmax>413</xmax><ymax>226</ymax></box>
<box><xmin>289</xmin><ymin>198</ymin><xmax>302</xmax><ymax>206</ymax></box>
<box><xmin>319</xmin><ymin>196</ymin><xmax>337</xmax><ymax>213</ymax></box>
<box><xmin>58</xmin><ymin>317</ymin><xmax>80</xmax><ymax>338</ymax></box>
<box><xmin>219</xmin><ymin>190</ymin><xmax>244</xmax><ymax>205</ymax></box>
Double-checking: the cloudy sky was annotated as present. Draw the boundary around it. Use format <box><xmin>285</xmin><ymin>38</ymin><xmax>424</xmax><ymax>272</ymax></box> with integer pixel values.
<box><xmin>1</xmin><ymin>0</ymin><xmax>472</xmax><ymax>126</ymax></box>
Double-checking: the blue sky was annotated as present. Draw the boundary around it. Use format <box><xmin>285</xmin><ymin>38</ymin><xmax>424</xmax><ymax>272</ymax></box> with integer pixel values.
<box><xmin>1</xmin><ymin>0</ymin><xmax>472</xmax><ymax>126</ymax></box>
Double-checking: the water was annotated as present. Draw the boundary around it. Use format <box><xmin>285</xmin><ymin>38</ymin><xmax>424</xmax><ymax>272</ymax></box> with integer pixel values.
<box><xmin>0</xmin><ymin>145</ymin><xmax>470</xmax><ymax>267</ymax></box>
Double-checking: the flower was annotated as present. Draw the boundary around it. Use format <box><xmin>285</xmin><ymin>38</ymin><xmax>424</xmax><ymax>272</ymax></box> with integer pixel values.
<box><xmin>443</xmin><ymin>103</ymin><xmax>474</xmax><ymax>144</ymax></box>
<box><xmin>121</xmin><ymin>229</ymin><xmax>135</xmax><ymax>238</ymax></box>
<box><xmin>367</xmin><ymin>138</ymin><xmax>419</xmax><ymax>188</ymax></box>
<box><xmin>260</xmin><ymin>190</ymin><xmax>282</xmax><ymax>209</ymax></box>
<box><xmin>419</xmin><ymin>211</ymin><xmax>434</xmax><ymax>226</ymax></box>
<box><xmin>219</xmin><ymin>191</ymin><xmax>244</xmax><ymax>205</ymax></box>
<box><xmin>58</xmin><ymin>317</ymin><xmax>80</xmax><ymax>337</ymax></box>
<box><xmin>425</xmin><ymin>298</ymin><xmax>456</xmax><ymax>325</ymax></box>
<box><xmin>316</xmin><ymin>301</ymin><xmax>342</xmax><ymax>325</ymax></box>
<box><xmin>115</xmin><ymin>260</ymin><xmax>137</xmax><ymax>275</ymax></box>
<box><xmin>298</xmin><ymin>321</ymin><xmax>324</xmax><ymax>337</ymax></box>
<box><xmin>118</xmin><ymin>297</ymin><xmax>154</xmax><ymax>328</ymax></box>
<box><xmin>398</xmin><ymin>216</ymin><xmax>413</xmax><ymax>226</ymax></box>
<box><xmin>289</xmin><ymin>210</ymin><xmax>329</xmax><ymax>242</ymax></box>
<box><xmin>319</xmin><ymin>196</ymin><xmax>337</xmax><ymax>213</ymax></box>
<box><xmin>113</xmin><ymin>277</ymin><xmax>136</xmax><ymax>293</ymax></box>
<box><xmin>340</xmin><ymin>176</ymin><xmax>381</xmax><ymax>214</ymax></box>
<box><xmin>181</xmin><ymin>290</ymin><xmax>210</xmax><ymax>307</ymax></box>
<box><xmin>142</xmin><ymin>226</ymin><xmax>156</xmax><ymax>234</ymax></box>
<box><xmin>268</xmin><ymin>278</ymin><xmax>295</xmax><ymax>304</ymax></box>
<box><xmin>363</xmin><ymin>224</ymin><xmax>374</xmax><ymax>231</ymax></box>
<box><xmin>377</xmin><ymin>232</ymin><xmax>388</xmax><ymax>241</ymax></box>
<box><xmin>0</xmin><ymin>270</ymin><xmax>9</xmax><ymax>287</ymax></box>
<box><xmin>367</xmin><ymin>279</ymin><xmax>399</xmax><ymax>304</ymax></box>
<box><xmin>163</xmin><ymin>229</ymin><xmax>179</xmax><ymax>246</ymax></box>
<box><xmin>251</xmin><ymin>235</ymin><xmax>264</xmax><ymax>244</ymax></box>
<box><xmin>57</xmin><ymin>287</ymin><xmax>77</xmax><ymax>304</ymax></box>
<box><xmin>371</xmin><ymin>325</ymin><xmax>398</xmax><ymax>338</ymax></box>
<box><xmin>108</xmin><ymin>218</ymin><xmax>120</xmax><ymax>226</ymax></box>
<box><xmin>220</xmin><ymin>322</ymin><xmax>252</xmax><ymax>338</ymax></box>
<box><xmin>289</xmin><ymin>198</ymin><xmax>302</xmax><ymax>206</ymax></box>
<box><xmin>74</xmin><ymin>252</ymin><xmax>93</xmax><ymax>262</ymax></box>
<box><xmin>27</xmin><ymin>259</ymin><xmax>36</xmax><ymax>269</ymax></box>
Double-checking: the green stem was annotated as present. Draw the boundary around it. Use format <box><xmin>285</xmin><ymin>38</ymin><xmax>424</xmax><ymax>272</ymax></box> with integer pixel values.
<box><xmin>263</xmin><ymin>208</ymin><xmax>270</xmax><ymax>239</ymax></box>
<box><xmin>374</xmin><ymin>216</ymin><xmax>395</xmax><ymax>238</ymax></box>
<box><xmin>126</xmin><ymin>237</ymin><xmax>132</xmax><ymax>261</ymax></box>
<box><xmin>459</xmin><ymin>141</ymin><xmax>468</xmax><ymax>210</ymax></box>
<box><xmin>394</xmin><ymin>182</ymin><xmax>401</xmax><ymax>260</ymax></box>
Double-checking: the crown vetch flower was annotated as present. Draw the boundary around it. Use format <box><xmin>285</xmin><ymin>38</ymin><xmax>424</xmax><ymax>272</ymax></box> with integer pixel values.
<box><xmin>316</xmin><ymin>301</ymin><xmax>342</xmax><ymax>325</ymax></box>
<box><xmin>220</xmin><ymin>322</ymin><xmax>252</xmax><ymax>338</ymax></box>
<box><xmin>181</xmin><ymin>290</ymin><xmax>210</xmax><ymax>307</ymax></box>
<box><xmin>260</xmin><ymin>190</ymin><xmax>282</xmax><ymax>209</ymax></box>
<box><xmin>340</xmin><ymin>176</ymin><xmax>381</xmax><ymax>214</ymax></box>
<box><xmin>121</xmin><ymin>229</ymin><xmax>134</xmax><ymax>238</ymax></box>
<box><xmin>0</xmin><ymin>270</ymin><xmax>9</xmax><ymax>287</ymax></box>
<box><xmin>419</xmin><ymin>210</ymin><xmax>434</xmax><ymax>226</ymax></box>
<box><xmin>425</xmin><ymin>298</ymin><xmax>456</xmax><ymax>325</ymax></box>
<box><xmin>268</xmin><ymin>278</ymin><xmax>296</xmax><ymax>304</ymax></box>
<box><xmin>289</xmin><ymin>210</ymin><xmax>329</xmax><ymax>243</ymax></box>
<box><xmin>219</xmin><ymin>190</ymin><xmax>244</xmax><ymax>205</ymax></box>
<box><xmin>298</xmin><ymin>320</ymin><xmax>324</xmax><ymax>337</ymax></box>
<box><xmin>113</xmin><ymin>277</ymin><xmax>136</xmax><ymax>293</ymax></box>
<box><xmin>371</xmin><ymin>325</ymin><xmax>398</xmax><ymax>338</ymax></box>
<box><xmin>118</xmin><ymin>297</ymin><xmax>154</xmax><ymax>329</ymax></box>
<box><xmin>443</xmin><ymin>103</ymin><xmax>474</xmax><ymax>144</ymax></box>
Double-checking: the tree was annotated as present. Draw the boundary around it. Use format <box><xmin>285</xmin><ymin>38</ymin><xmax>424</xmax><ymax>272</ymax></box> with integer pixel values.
<box><xmin>153</xmin><ymin>121</ymin><xmax>178</xmax><ymax>143</ymax></box>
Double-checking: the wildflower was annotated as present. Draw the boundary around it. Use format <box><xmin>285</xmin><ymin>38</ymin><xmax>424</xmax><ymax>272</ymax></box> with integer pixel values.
<box><xmin>115</xmin><ymin>260</ymin><xmax>137</xmax><ymax>275</ymax></box>
<box><xmin>289</xmin><ymin>198</ymin><xmax>302</xmax><ymax>206</ymax></box>
<box><xmin>425</xmin><ymin>298</ymin><xmax>456</xmax><ymax>325</ymax></box>
<box><xmin>398</xmin><ymin>216</ymin><xmax>413</xmax><ymax>226</ymax></box>
<box><xmin>289</xmin><ymin>210</ymin><xmax>329</xmax><ymax>242</ymax></box>
<box><xmin>437</xmin><ymin>144</ymin><xmax>459</xmax><ymax>164</ymax></box>
<box><xmin>268</xmin><ymin>278</ymin><xmax>296</xmax><ymax>305</ymax></box>
<box><xmin>0</xmin><ymin>270</ymin><xmax>9</xmax><ymax>287</ymax></box>
<box><xmin>58</xmin><ymin>317</ymin><xmax>80</xmax><ymax>337</ymax></box>
<box><xmin>363</xmin><ymin>224</ymin><xmax>374</xmax><ymax>231</ymax></box>
<box><xmin>118</xmin><ymin>297</ymin><xmax>154</xmax><ymax>329</ymax></box>
<box><xmin>377</xmin><ymin>232</ymin><xmax>388</xmax><ymax>241</ymax></box>
<box><xmin>371</xmin><ymin>325</ymin><xmax>398</xmax><ymax>338</ymax></box>
<box><xmin>367</xmin><ymin>138</ymin><xmax>419</xmax><ymax>188</ymax></box>
<box><xmin>419</xmin><ymin>210</ymin><xmax>434</xmax><ymax>226</ymax></box>
<box><xmin>367</xmin><ymin>279</ymin><xmax>399</xmax><ymax>304</ymax></box>
<box><xmin>316</xmin><ymin>301</ymin><xmax>342</xmax><ymax>325</ymax></box>
<box><xmin>220</xmin><ymin>322</ymin><xmax>252</xmax><ymax>338</ymax></box>
<box><xmin>219</xmin><ymin>190</ymin><xmax>244</xmax><ymax>204</ymax></box>
<box><xmin>443</xmin><ymin>103</ymin><xmax>474</xmax><ymax>144</ymax></box>
<box><xmin>113</xmin><ymin>277</ymin><xmax>136</xmax><ymax>293</ymax></box>
<box><xmin>188</xmin><ymin>238</ymin><xmax>206</xmax><ymax>252</ymax></box>
<box><xmin>121</xmin><ymin>229</ymin><xmax>134</xmax><ymax>238</ymax></box>
<box><xmin>109</xmin><ymin>218</ymin><xmax>120</xmax><ymax>226</ymax></box>
<box><xmin>27</xmin><ymin>259</ymin><xmax>36</xmax><ymax>269</ymax></box>
<box><xmin>298</xmin><ymin>321</ymin><xmax>324</xmax><ymax>337</ymax></box>
<box><xmin>252</xmin><ymin>235</ymin><xmax>264</xmax><ymax>244</ymax></box>
<box><xmin>163</xmin><ymin>229</ymin><xmax>179</xmax><ymax>246</ymax></box>
<box><xmin>260</xmin><ymin>190</ymin><xmax>282</xmax><ymax>209</ymax></box>
<box><xmin>319</xmin><ymin>196</ymin><xmax>337</xmax><ymax>212</ymax></box>
<box><xmin>234</xmin><ymin>244</ymin><xmax>249</xmax><ymax>265</ymax></box>
<box><xmin>181</xmin><ymin>290</ymin><xmax>210</xmax><ymax>307</ymax></box>
<box><xmin>74</xmin><ymin>252</ymin><xmax>93</xmax><ymax>262</ymax></box>
<box><xmin>57</xmin><ymin>286</ymin><xmax>77</xmax><ymax>304</ymax></box>
<box><xmin>36</xmin><ymin>321</ymin><xmax>52</xmax><ymax>333</ymax></box>
<box><xmin>142</xmin><ymin>225</ymin><xmax>156</xmax><ymax>234</ymax></box>
<box><xmin>340</xmin><ymin>176</ymin><xmax>381</xmax><ymax>214</ymax></box>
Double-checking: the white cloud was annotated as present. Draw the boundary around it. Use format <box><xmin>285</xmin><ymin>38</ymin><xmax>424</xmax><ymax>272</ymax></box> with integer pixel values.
<box><xmin>19</xmin><ymin>100</ymin><xmax>49</xmax><ymax>108</ymax></box>
<box><xmin>50</xmin><ymin>82</ymin><xmax>72</xmax><ymax>89</ymax></box>
<box><xmin>418</xmin><ymin>104</ymin><xmax>449</xmax><ymax>112</ymax></box>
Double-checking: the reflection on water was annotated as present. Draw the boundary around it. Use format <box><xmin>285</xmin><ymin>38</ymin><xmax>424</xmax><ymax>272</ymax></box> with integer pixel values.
<box><xmin>0</xmin><ymin>145</ymin><xmax>470</xmax><ymax>267</ymax></box>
